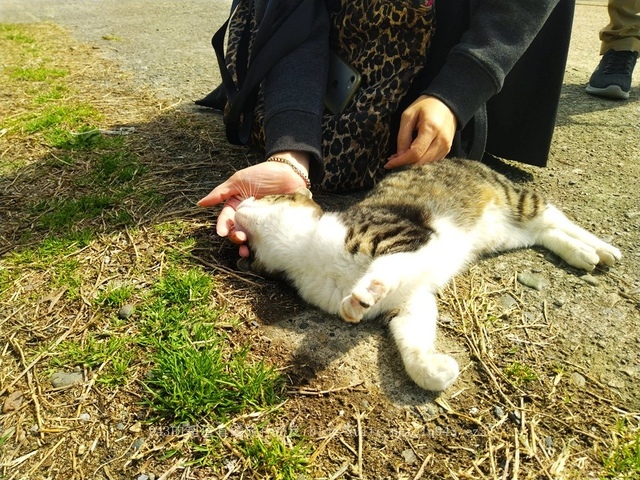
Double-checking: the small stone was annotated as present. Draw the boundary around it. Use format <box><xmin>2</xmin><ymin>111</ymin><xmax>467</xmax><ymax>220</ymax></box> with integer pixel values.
<box><xmin>130</xmin><ymin>422</ymin><xmax>142</xmax><ymax>433</ymax></box>
<box><xmin>509</xmin><ymin>411</ymin><xmax>522</xmax><ymax>426</ymax></box>
<box><xmin>499</xmin><ymin>294</ymin><xmax>518</xmax><ymax>310</ymax></box>
<box><xmin>401</xmin><ymin>448</ymin><xmax>417</xmax><ymax>465</ymax></box>
<box><xmin>580</xmin><ymin>274</ymin><xmax>599</xmax><ymax>286</ymax></box>
<box><xmin>298</xmin><ymin>321</ymin><xmax>309</xmax><ymax>330</ymax></box>
<box><xmin>51</xmin><ymin>371</ymin><xmax>84</xmax><ymax>388</ymax></box>
<box><xmin>137</xmin><ymin>475</ymin><xmax>149</xmax><ymax>480</ymax></box>
<box><xmin>2</xmin><ymin>390</ymin><xmax>23</xmax><ymax>413</ymax></box>
<box><xmin>570</xmin><ymin>372</ymin><xmax>586</xmax><ymax>388</ymax></box>
<box><xmin>493</xmin><ymin>406</ymin><xmax>505</xmax><ymax>419</ymax></box>
<box><xmin>132</xmin><ymin>438</ymin><xmax>145</xmax><ymax>451</ymax></box>
<box><xmin>545</xmin><ymin>437</ymin><xmax>554</xmax><ymax>449</ymax></box>
<box><xmin>469</xmin><ymin>407</ymin><xmax>479</xmax><ymax>416</ymax></box>
<box><xmin>79</xmin><ymin>413</ymin><xmax>91</xmax><ymax>421</ymax></box>
<box><xmin>117</xmin><ymin>304</ymin><xmax>135</xmax><ymax>319</ymax></box>
<box><xmin>517</xmin><ymin>272</ymin><xmax>547</xmax><ymax>291</ymax></box>
<box><xmin>116</xmin><ymin>422</ymin><xmax>125</xmax><ymax>431</ymax></box>
<box><xmin>553</xmin><ymin>297</ymin><xmax>566</xmax><ymax>307</ymax></box>
<box><xmin>78</xmin><ymin>444</ymin><xmax>86</xmax><ymax>455</ymax></box>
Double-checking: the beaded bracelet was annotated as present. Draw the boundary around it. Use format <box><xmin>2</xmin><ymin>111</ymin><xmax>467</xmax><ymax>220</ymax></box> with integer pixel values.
<box><xmin>266</xmin><ymin>156</ymin><xmax>311</xmax><ymax>189</ymax></box>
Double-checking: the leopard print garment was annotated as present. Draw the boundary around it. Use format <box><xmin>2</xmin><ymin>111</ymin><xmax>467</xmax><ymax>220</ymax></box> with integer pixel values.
<box><xmin>224</xmin><ymin>0</ymin><xmax>435</xmax><ymax>192</ymax></box>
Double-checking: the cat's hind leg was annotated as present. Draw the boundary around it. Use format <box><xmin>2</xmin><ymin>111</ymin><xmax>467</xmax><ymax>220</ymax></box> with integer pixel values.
<box><xmin>339</xmin><ymin>237</ymin><xmax>472</xmax><ymax>323</ymax></box>
<box><xmin>388</xmin><ymin>290</ymin><xmax>459</xmax><ymax>391</ymax></box>
<box><xmin>533</xmin><ymin>205</ymin><xmax>621</xmax><ymax>271</ymax></box>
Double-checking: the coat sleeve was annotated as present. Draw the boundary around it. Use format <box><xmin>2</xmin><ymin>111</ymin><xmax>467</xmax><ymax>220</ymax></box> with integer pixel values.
<box><xmin>261</xmin><ymin>0</ymin><xmax>330</xmax><ymax>182</ymax></box>
<box><xmin>423</xmin><ymin>0</ymin><xmax>562</xmax><ymax>129</ymax></box>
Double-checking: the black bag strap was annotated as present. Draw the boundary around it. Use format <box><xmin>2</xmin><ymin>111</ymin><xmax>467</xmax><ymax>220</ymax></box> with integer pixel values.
<box><xmin>212</xmin><ymin>0</ymin><xmax>316</xmax><ymax>145</ymax></box>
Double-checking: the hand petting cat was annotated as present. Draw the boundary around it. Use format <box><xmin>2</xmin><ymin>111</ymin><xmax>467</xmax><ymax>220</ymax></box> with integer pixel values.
<box><xmin>197</xmin><ymin>157</ymin><xmax>309</xmax><ymax>258</ymax></box>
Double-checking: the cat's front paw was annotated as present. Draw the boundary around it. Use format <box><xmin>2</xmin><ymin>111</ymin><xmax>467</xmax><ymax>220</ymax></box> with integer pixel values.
<box><xmin>339</xmin><ymin>279</ymin><xmax>388</xmax><ymax>323</ymax></box>
<box><xmin>404</xmin><ymin>353</ymin><xmax>459</xmax><ymax>391</ymax></box>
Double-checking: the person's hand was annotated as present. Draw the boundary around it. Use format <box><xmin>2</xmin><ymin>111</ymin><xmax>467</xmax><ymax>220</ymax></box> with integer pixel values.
<box><xmin>386</xmin><ymin>95</ymin><xmax>457</xmax><ymax>169</ymax></box>
<box><xmin>197</xmin><ymin>159</ymin><xmax>309</xmax><ymax>257</ymax></box>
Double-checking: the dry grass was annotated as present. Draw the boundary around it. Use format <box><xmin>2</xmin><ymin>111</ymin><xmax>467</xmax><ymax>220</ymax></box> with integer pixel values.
<box><xmin>1</xmin><ymin>22</ymin><xmax>638</xmax><ymax>480</ymax></box>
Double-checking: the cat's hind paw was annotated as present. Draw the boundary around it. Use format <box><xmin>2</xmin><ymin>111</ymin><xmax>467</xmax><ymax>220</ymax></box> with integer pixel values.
<box><xmin>339</xmin><ymin>279</ymin><xmax>388</xmax><ymax>323</ymax></box>
<box><xmin>562</xmin><ymin>242</ymin><xmax>621</xmax><ymax>271</ymax></box>
<box><xmin>404</xmin><ymin>353</ymin><xmax>459</xmax><ymax>391</ymax></box>
<box><xmin>597</xmin><ymin>244</ymin><xmax>621</xmax><ymax>267</ymax></box>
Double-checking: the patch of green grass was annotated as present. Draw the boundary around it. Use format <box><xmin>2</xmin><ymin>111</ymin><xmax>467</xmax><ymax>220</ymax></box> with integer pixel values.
<box><xmin>139</xmin><ymin>267</ymin><xmax>284</xmax><ymax>423</ymax></box>
<box><xmin>50</xmin><ymin>258</ymin><xmax>82</xmax><ymax>298</ymax></box>
<box><xmin>238</xmin><ymin>434</ymin><xmax>310</xmax><ymax>480</ymax></box>
<box><xmin>96</xmin><ymin>284</ymin><xmax>135</xmax><ymax>308</ymax></box>
<box><xmin>34</xmin><ymin>83</ymin><xmax>68</xmax><ymax>104</ymax></box>
<box><xmin>144</xmin><ymin>335</ymin><xmax>284</xmax><ymax>423</ymax></box>
<box><xmin>153</xmin><ymin>267</ymin><xmax>214</xmax><ymax>306</ymax></box>
<box><xmin>602</xmin><ymin>420</ymin><xmax>640</xmax><ymax>479</ymax></box>
<box><xmin>32</xmin><ymin>194</ymin><xmax>119</xmax><ymax>231</ymax></box>
<box><xmin>0</xmin><ymin>267</ymin><xmax>16</xmax><ymax>297</ymax></box>
<box><xmin>91</xmin><ymin>151</ymin><xmax>146</xmax><ymax>185</ymax></box>
<box><xmin>9</xmin><ymin>231</ymin><xmax>94</xmax><ymax>265</ymax></box>
<box><xmin>23</xmin><ymin>104</ymin><xmax>97</xmax><ymax>132</ymax></box>
<box><xmin>52</xmin><ymin>335</ymin><xmax>136</xmax><ymax>387</ymax></box>
<box><xmin>7</xmin><ymin>66</ymin><xmax>68</xmax><ymax>81</ymax></box>
<box><xmin>504</xmin><ymin>361</ymin><xmax>537</xmax><ymax>386</ymax></box>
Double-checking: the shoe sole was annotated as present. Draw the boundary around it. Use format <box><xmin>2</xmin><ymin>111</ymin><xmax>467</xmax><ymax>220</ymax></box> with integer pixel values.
<box><xmin>585</xmin><ymin>84</ymin><xmax>630</xmax><ymax>100</ymax></box>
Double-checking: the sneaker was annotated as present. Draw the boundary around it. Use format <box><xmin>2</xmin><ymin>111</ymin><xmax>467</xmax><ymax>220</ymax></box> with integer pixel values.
<box><xmin>586</xmin><ymin>49</ymin><xmax>638</xmax><ymax>100</ymax></box>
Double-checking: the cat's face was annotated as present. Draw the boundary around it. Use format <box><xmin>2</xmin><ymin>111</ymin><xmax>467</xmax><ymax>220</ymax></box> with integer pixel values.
<box><xmin>234</xmin><ymin>188</ymin><xmax>322</xmax><ymax>257</ymax></box>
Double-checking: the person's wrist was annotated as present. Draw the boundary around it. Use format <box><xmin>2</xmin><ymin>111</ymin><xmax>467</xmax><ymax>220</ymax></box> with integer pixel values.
<box><xmin>266</xmin><ymin>151</ymin><xmax>311</xmax><ymax>188</ymax></box>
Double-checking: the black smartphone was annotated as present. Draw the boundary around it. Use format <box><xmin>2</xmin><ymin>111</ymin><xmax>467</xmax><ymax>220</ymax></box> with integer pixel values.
<box><xmin>325</xmin><ymin>52</ymin><xmax>362</xmax><ymax>114</ymax></box>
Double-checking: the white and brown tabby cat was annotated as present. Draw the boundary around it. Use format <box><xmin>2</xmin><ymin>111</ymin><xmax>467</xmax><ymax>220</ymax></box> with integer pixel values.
<box><xmin>233</xmin><ymin>158</ymin><xmax>621</xmax><ymax>391</ymax></box>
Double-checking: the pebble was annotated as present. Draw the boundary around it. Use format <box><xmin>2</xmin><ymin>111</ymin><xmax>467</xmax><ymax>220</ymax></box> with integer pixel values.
<box><xmin>2</xmin><ymin>390</ymin><xmax>23</xmax><ymax>413</ymax></box>
<box><xmin>116</xmin><ymin>422</ymin><xmax>125</xmax><ymax>431</ymax></box>
<box><xmin>51</xmin><ymin>371</ymin><xmax>84</xmax><ymax>388</ymax></box>
<box><xmin>79</xmin><ymin>413</ymin><xmax>91</xmax><ymax>421</ymax></box>
<box><xmin>545</xmin><ymin>437</ymin><xmax>554</xmax><ymax>449</ymax></box>
<box><xmin>580</xmin><ymin>274</ymin><xmax>599</xmax><ymax>286</ymax></box>
<box><xmin>469</xmin><ymin>407</ymin><xmax>479</xmax><ymax>416</ymax></box>
<box><xmin>570</xmin><ymin>372</ymin><xmax>586</xmax><ymax>388</ymax></box>
<box><xmin>493</xmin><ymin>406</ymin><xmax>505</xmax><ymax>419</ymax></box>
<box><xmin>517</xmin><ymin>272</ymin><xmax>547</xmax><ymax>291</ymax></box>
<box><xmin>553</xmin><ymin>297</ymin><xmax>566</xmax><ymax>307</ymax></box>
<box><xmin>509</xmin><ymin>411</ymin><xmax>522</xmax><ymax>426</ymax></box>
<box><xmin>401</xmin><ymin>448</ymin><xmax>417</xmax><ymax>465</ymax></box>
<box><xmin>137</xmin><ymin>475</ymin><xmax>149</xmax><ymax>480</ymax></box>
<box><xmin>130</xmin><ymin>422</ymin><xmax>142</xmax><ymax>433</ymax></box>
<box><xmin>499</xmin><ymin>294</ymin><xmax>518</xmax><ymax>310</ymax></box>
<box><xmin>117</xmin><ymin>304</ymin><xmax>135</xmax><ymax>319</ymax></box>
<box><xmin>132</xmin><ymin>438</ymin><xmax>145</xmax><ymax>450</ymax></box>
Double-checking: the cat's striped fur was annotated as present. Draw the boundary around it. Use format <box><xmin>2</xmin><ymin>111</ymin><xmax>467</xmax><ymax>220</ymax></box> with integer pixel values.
<box><xmin>234</xmin><ymin>158</ymin><xmax>621</xmax><ymax>391</ymax></box>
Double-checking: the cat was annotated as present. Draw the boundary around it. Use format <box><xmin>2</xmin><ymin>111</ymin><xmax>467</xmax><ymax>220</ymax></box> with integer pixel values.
<box><xmin>233</xmin><ymin>158</ymin><xmax>621</xmax><ymax>391</ymax></box>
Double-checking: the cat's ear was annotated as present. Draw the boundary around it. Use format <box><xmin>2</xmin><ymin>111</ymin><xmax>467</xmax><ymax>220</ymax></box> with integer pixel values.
<box><xmin>294</xmin><ymin>187</ymin><xmax>313</xmax><ymax>199</ymax></box>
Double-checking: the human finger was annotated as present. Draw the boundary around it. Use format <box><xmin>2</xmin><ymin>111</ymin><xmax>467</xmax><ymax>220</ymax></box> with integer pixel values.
<box><xmin>197</xmin><ymin>181</ymin><xmax>239</xmax><ymax>208</ymax></box>
<box><xmin>215</xmin><ymin>196</ymin><xmax>243</xmax><ymax>237</ymax></box>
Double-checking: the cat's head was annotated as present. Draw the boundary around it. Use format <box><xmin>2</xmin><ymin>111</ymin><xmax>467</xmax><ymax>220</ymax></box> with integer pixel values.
<box><xmin>234</xmin><ymin>188</ymin><xmax>323</xmax><ymax>274</ymax></box>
